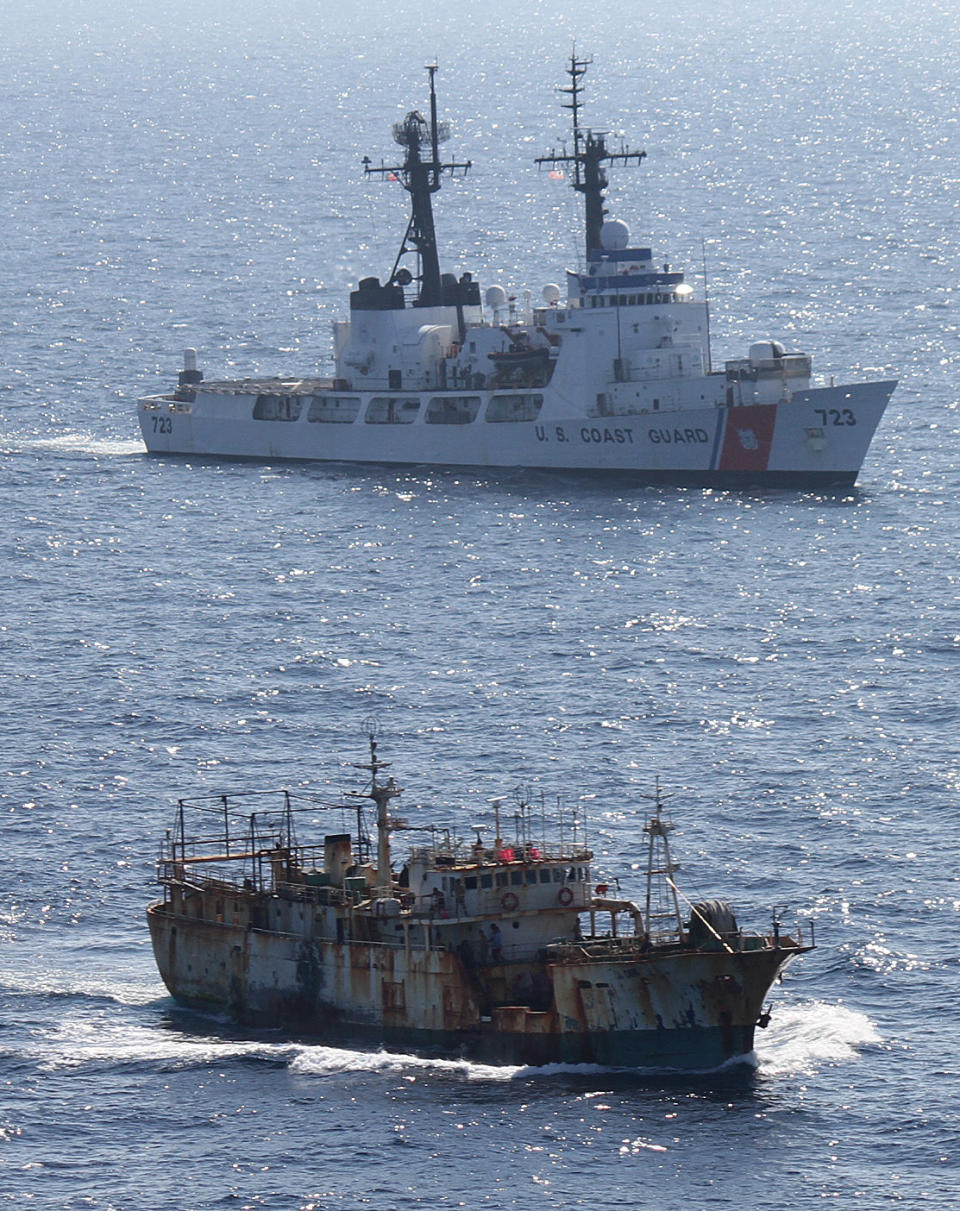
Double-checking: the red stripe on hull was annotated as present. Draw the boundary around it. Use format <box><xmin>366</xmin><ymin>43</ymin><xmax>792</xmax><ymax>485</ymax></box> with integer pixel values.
<box><xmin>719</xmin><ymin>405</ymin><xmax>778</xmax><ymax>472</ymax></box>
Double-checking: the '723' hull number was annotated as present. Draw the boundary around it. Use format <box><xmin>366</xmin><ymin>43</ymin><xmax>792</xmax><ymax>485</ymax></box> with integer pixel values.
<box><xmin>815</xmin><ymin>408</ymin><xmax>856</xmax><ymax>426</ymax></box>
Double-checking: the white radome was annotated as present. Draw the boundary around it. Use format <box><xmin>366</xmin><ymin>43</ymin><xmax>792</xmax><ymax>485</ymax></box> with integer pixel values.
<box><xmin>600</xmin><ymin>219</ymin><xmax>630</xmax><ymax>250</ymax></box>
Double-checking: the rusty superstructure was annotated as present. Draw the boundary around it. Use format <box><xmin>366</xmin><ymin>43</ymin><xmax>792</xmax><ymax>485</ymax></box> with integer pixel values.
<box><xmin>147</xmin><ymin>735</ymin><xmax>813</xmax><ymax>1069</ymax></box>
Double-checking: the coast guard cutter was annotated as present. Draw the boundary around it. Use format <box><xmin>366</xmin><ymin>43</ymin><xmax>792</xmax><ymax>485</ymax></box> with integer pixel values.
<box><xmin>138</xmin><ymin>56</ymin><xmax>895</xmax><ymax>487</ymax></box>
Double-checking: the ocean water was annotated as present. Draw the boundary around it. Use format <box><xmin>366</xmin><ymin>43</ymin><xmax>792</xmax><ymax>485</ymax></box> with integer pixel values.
<box><xmin>2</xmin><ymin>0</ymin><xmax>959</xmax><ymax>1207</ymax></box>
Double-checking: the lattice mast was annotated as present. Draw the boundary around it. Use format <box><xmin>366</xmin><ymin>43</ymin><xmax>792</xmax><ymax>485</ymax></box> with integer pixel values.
<box><xmin>363</xmin><ymin>65</ymin><xmax>471</xmax><ymax>308</ymax></box>
<box><xmin>536</xmin><ymin>53</ymin><xmax>646</xmax><ymax>261</ymax></box>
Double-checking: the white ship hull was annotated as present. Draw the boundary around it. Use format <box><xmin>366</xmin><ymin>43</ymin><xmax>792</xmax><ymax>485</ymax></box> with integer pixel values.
<box><xmin>139</xmin><ymin>378</ymin><xmax>895</xmax><ymax>487</ymax></box>
<box><xmin>137</xmin><ymin>59</ymin><xmax>896</xmax><ymax>488</ymax></box>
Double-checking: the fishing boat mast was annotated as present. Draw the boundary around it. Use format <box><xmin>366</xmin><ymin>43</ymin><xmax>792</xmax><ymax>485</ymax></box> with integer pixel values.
<box><xmin>350</xmin><ymin>724</ymin><xmax>403</xmax><ymax>898</ymax></box>
<box><xmin>536</xmin><ymin>53</ymin><xmax>646</xmax><ymax>261</ymax></box>
<box><xmin>643</xmin><ymin>779</ymin><xmax>685</xmax><ymax>941</ymax></box>
<box><xmin>363</xmin><ymin>65</ymin><xmax>472</xmax><ymax>308</ymax></box>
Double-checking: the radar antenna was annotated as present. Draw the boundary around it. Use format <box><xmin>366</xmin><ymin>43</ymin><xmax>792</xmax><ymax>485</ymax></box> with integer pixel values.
<box><xmin>363</xmin><ymin>65</ymin><xmax>472</xmax><ymax>308</ymax></box>
<box><xmin>536</xmin><ymin>53</ymin><xmax>646</xmax><ymax>261</ymax></box>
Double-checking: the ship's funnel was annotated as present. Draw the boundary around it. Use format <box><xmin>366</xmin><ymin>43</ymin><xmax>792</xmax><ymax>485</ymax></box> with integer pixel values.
<box><xmin>324</xmin><ymin>833</ymin><xmax>353</xmax><ymax>884</ymax></box>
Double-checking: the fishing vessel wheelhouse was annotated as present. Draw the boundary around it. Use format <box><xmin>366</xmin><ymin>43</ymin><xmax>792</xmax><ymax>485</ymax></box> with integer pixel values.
<box><xmin>147</xmin><ymin>733</ymin><xmax>813</xmax><ymax>1069</ymax></box>
<box><xmin>137</xmin><ymin>56</ymin><xmax>896</xmax><ymax>487</ymax></box>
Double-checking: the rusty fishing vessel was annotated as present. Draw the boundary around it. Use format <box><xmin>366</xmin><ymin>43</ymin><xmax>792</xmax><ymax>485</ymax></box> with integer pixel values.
<box><xmin>147</xmin><ymin>734</ymin><xmax>813</xmax><ymax>1069</ymax></box>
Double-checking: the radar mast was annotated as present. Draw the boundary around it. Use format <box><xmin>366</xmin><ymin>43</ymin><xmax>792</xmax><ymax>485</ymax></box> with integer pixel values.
<box><xmin>363</xmin><ymin>65</ymin><xmax>472</xmax><ymax>308</ymax></box>
<box><xmin>536</xmin><ymin>54</ymin><xmax>646</xmax><ymax>261</ymax></box>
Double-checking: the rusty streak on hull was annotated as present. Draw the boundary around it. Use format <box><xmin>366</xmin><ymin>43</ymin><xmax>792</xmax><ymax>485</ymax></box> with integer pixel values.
<box><xmin>148</xmin><ymin>902</ymin><xmax>798</xmax><ymax>1069</ymax></box>
<box><xmin>147</xmin><ymin>744</ymin><xmax>813</xmax><ymax>1071</ymax></box>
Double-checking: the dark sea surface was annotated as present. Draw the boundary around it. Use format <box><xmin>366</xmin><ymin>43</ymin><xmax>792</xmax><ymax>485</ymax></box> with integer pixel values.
<box><xmin>2</xmin><ymin>1</ymin><xmax>958</xmax><ymax>1207</ymax></box>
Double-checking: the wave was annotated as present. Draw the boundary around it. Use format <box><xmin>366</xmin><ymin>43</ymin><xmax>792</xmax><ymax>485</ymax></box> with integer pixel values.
<box><xmin>20</xmin><ymin>1018</ymin><xmax>757</xmax><ymax>1084</ymax></box>
<box><xmin>24</xmin><ymin>1014</ymin><xmax>521</xmax><ymax>1080</ymax></box>
<box><xmin>5</xmin><ymin>982</ymin><xmax>878</xmax><ymax>1083</ymax></box>
<box><xmin>30</xmin><ymin>1018</ymin><xmax>302</xmax><ymax>1074</ymax></box>
<box><xmin>291</xmin><ymin>1048</ymin><xmax>760</xmax><ymax>1083</ymax></box>
<box><xmin>21</xmin><ymin>433</ymin><xmax>143</xmax><ymax>457</ymax></box>
<box><xmin>289</xmin><ymin>1045</ymin><xmax>522</xmax><ymax>1082</ymax></box>
<box><xmin>0</xmin><ymin>968</ymin><xmax>163</xmax><ymax>1009</ymax></box>
<box><xmin>754</xmin><ymin>999</ymin><xmax>881</xmax><ymax>1075</ymax></box>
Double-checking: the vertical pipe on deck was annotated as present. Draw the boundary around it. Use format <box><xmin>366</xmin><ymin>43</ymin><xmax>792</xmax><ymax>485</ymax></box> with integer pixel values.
<box><xmin>177</xmin><ymin>800</ymin><xmax>185</xmax><ymax>866</ymax></box>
